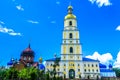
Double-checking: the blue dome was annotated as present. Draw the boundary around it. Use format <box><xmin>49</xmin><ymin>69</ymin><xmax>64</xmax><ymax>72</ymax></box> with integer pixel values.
<box><xmin>109</xmin><ymin>64</ymin><xmax>113</xmax><ymax>68</ymax></box>
<box><xmin>99</xmin><ymin>63</ymin><xmax>106</xmax><ymax>68</ymax></box>
<box><xmin>38</xmin><ymin>63</ymin><xmax>45</xmax><ymax>70</ymax></box>
<box><xmin>7</xmin><ymin>60</ymin><xmax>13</xmax><ymax>65</ymax></box>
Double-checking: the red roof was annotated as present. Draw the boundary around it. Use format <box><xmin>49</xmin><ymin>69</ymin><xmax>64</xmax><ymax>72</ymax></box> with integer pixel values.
<box><xmin>23</xmin><ymin>43</ymin><xmax>33</xmax><ymax>52</ymax></box>
<box><xmin>23</xmin><ymin>47</ymin><xmax>32</xmax><ymax>52</ymax></box>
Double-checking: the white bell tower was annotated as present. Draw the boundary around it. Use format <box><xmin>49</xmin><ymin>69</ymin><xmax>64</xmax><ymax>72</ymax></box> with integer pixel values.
<box><xmin>61</xmin><ymin>5</ymin><xmax>82</xmax><ymax>61</ymax></box>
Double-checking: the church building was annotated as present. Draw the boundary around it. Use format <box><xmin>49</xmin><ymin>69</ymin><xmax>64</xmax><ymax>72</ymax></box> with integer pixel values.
<box><xmin>45</xmin><ymin>5</ymin><xmax>101</xmax><ymax>79</ymax></box>
<box><xmin>7</xmin><ymin>44</ymin><xmax>45</xmax><ymax>71</ymax></box>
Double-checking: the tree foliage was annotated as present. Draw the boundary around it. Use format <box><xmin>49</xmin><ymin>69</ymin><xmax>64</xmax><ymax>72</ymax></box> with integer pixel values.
<box><xmin>113</xmin><ymin>68</ymin><xmax>120</xmax><ymax>77</ymax></box>
<box><xmin>18</xmin><ymin>68</ymin><xmax>30</xmax><ymax>80</ymax></box>
<box><xmin>0</xmin><ymin>69</ymin><xmax>6</xmax><ymax>80</ymax></box>
<box><xmin>0</xmin><ymin>66</ymin><xmax>63</xmax><ymax>80</ymax></box>
<box><xmin>4</xmin><ymin>67</ymin><xmax>19</xmax><ymax>80</ymax></box>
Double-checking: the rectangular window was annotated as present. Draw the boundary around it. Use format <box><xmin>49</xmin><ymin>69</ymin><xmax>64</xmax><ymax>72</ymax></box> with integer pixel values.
<box><xmin>96</xmin><ymin>69</ymin><xmax>98</xmax><ymax>72</ymax></box>
<box><xmin>88</xmin><ymin>69</ymin><xmax>90</xmax><ymax>72</ymax></box>
<box><xmin>96</xmin><ymin>64</ymin><xmax>98</xmax><ymax>67</ymax></box>
<box><xmin>84</xmin><ymin>64</ymin><xmax>86</xmax><ymax>67</ymax></box>
<box><xmin>92</xmin><ymin>64</ymin><xmax>94</xmax><ymax>67</ymax></box>
<box><xmin>88</xmin><ymin>64</ymin><xmax>90</xmax><ymax>67</ymax></box>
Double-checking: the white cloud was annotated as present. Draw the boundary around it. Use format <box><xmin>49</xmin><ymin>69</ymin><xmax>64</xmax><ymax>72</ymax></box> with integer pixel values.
<box><xmin>51</xmin><ymin>21</ymin><xmax>56</xmax><ymax>24</ymax></box>
<box><xmin>116</xmin><ymin>25</ymin><xmax>120</xmax><ymax>31</ymax></box>
<box><xmin>56</xmin><ymin>1</ymin><xmax>60</xmax><ymax>5</ymax></box>
<box><xmin>86</xmin><ymin>51</ymin><xmax>113</xmax><ymax>64</ymax></box>
<box><xmin>16</xmin><ymin>5</ymin><xmax>24</xmax><ymax>11</ymax></box>
<box><xmin>113</xmin><ymin>51</ymin><xmax>120</xmax><ymax>68</ymax></box>
<box><xmin>0</xmin><ymin>24</ymin><xmax>21</xmax><ymax>36</ymax></box>
<box><xmin>9</xmin><ymin>32</ymin><xmax>21</xmax><ymax>36</ymax></box>
<box><xmin>0</xmin><ymin>21</ymin><xmax>5</xmax><ymax>24</ymax></box>
<box><xmin>28</xmin><ymin>20</ymin><xmax>39</xmax><ymax>24</ymax></box>
<box><xmin>89</xmin><ymin>0</ymin><xmax>112</xmax><ymax>7</ymax></box>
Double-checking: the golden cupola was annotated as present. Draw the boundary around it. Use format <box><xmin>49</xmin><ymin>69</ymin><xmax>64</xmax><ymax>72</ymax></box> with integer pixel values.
<box><xmin>64</xmin><ymin>5</ymin><xmax>76</xmax><ymax>20</ymax></box>
<box><xmin>39</xmin><ymin>57</ymin><xmax>43</xmax><ymax>63</ymax></box>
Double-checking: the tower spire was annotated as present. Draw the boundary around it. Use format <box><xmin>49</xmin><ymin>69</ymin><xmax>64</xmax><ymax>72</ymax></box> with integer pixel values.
<box><xmin>68</xmin><ymin>2</ymin><xmax>73</xmax><ymax>14</ymax></box>
<box><xmin>28</xmin><ymin>43</ymin><xmax>31</xmax><ymax>48</ymax></box>
<box><xmin>69</xmin><ymin>1</ymin><xmax>71</xmax><ymax>6</ymax></box>
<box><xmin>28</xmin><ymin>39</ymin><xmax>31</xmax><ymax>48</ymax></box>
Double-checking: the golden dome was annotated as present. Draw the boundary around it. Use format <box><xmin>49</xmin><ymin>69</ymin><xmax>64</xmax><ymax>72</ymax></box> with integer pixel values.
<box><xmin>68</xmin><ymin>5</ymin><xmax>73</xmax><ymax>9</ymax></box>
<box><xmin>39</xmin><ymin>57</ymin><xmax>42</xmax><ymax>62</ymax></box>
<box><xmin>65</xmin><ymin>14</ymin><xmax>76</xmax><ymax>19</ymax></box>
<box><xmin>64</xmin><ymin>5</ymin><xmax>76</xmax><ymax>20</ymax></box>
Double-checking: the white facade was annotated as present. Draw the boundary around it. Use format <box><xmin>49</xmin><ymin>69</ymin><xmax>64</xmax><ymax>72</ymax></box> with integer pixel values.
<box><xmin>45</xmin><ymin>5</ymin><xmax>100</xmax><ymax>79</ymax></box>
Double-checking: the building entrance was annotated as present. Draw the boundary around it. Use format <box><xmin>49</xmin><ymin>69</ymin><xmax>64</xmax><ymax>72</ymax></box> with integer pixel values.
<box><xmin>69</xmin><ymin>69</ymin><xmax>75</xmax><ymax>79</ymax></box>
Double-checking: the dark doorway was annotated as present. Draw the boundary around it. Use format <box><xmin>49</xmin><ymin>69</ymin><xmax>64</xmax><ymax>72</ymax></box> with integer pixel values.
<box><xmin>69</xmin><ymin>69</ymin><xmax>75</xmax><ymax>79</ymax></box>
<box><xmin>87</xmin><ymin>75</ymin><xmax>90</xmax><ymax>79</ymax></box>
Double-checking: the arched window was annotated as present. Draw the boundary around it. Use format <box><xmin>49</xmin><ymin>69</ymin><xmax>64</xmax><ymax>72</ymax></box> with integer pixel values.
<box><xmin>96</xmin><ymin>64</ymin><xmax>98</xmax><ymax>67</ymax></box>
<box><xmin>28</xmin><ymin>57</ymin><xmax>31</xmax><ymax>60</ymax></box>
<box><xmin>88</xmin><ymin>69</ymin><xmax>90</xmax><ymax>72</ymax></box>
<box><xmin>88</xmin><ymin>64</ymin><xmax>90</xmax><ymax>67</ymax></box>
<box><xmin>24</xmin><ymin>57</ymin><xmax>26</xmax><ymax>60</ymax></box>
<box><xmin>69</xmin><ymin>33</ymin><xmax>73</xmax><ymax>38</ymax></box>
<box><xmin>69</xmin><ymin>21</ymin><xmax>72</xmax><ymax>26</ymax></box>
<box><xmin>92</xmin><ymin>64</ymin><xmax>94</xmax><ymax>67</ymax></box>
<box><xmin>70</xmin><ymin>47</ymin><xmax>73</xmax><ymax>53</ymax></box>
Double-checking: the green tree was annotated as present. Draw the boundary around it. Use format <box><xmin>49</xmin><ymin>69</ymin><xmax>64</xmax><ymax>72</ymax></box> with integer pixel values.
<box><xmin>53</xmin><ymin>56</ymin><xmax>60</xmax><ymax>80</ymax></box>
<box><xmin>4</xmin><ymin>67</ymin><xmax>19</xmax><ymax>80</ymax></box>
<box><xmin>18</xmin><ymin>68</ymin><xmax>30</xmax><ymax>80</ymax></box>
<box><xmin>113</xmin><ymin>68</ymin><xmax>120</xmax><ymax>77</ymax></box>
<box><xmin>29</xmin><ymin>67</ymin><xmax>39</xmax><ymax>80</ymax></box>
<box><xmin>18</xmin><ymin>67</ymin><xmax>43</xmax><ymax>80</ymax></box>
<box><xmin>45</xmin><ymin>71</ymin><xmax>50</xmax><ymax>80</ymax></box>
<box><xmin>39</xmin><ymin>70</ymin><xmax>45</xmax><ymax>80</ymax></box>
<box><xmin>0</xmin><ymin>69</ymin><xmax>6</xmax><ymax>80</ymax></box>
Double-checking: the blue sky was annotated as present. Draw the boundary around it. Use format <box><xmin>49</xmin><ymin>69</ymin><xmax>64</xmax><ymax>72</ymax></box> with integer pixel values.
<box><xmin>0</xmin><ymin>0</ymin><xmax>120</xmax><ymax>67</ymax></box>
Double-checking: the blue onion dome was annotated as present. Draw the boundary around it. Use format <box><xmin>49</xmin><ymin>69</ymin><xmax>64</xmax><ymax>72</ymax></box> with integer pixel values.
<box><xmin>21</xmin><ymin>43</ymin><xmax>35</xmax><ymax>57</ymax></box>
<box><xmin>38</xmin><ymin>63</ymin><xmax>45</xmax><ymax>70</ymax></box>
<box><xmin>7</xmin><ymin>59</ymin><xmax>13</xmax><ymax>65</ymax></box>
<box><xmin>109</xmin><ymin>64</ymin><xmax>113</xmax><ymax>68</ymax></box>
<box><xmin>99</xmin><ymin>63</ymin><xmax>107</xmax><ymax>68</ymax></box>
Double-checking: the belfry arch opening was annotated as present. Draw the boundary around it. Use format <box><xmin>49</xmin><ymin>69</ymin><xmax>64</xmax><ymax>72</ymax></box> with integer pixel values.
<box><xmin>70</xmin><ymin>47</ymin><xmax>73</xmax><ymax>53</ymax></box>
<box><xmin>69</xmin><ymin>33</ymin><xmax>73</xmax><ymax>38</ymax></box>
<box><xmin>69</xmin><ymin>21</ymin><xmax>72</xmax><ymax>26</ymax></box>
